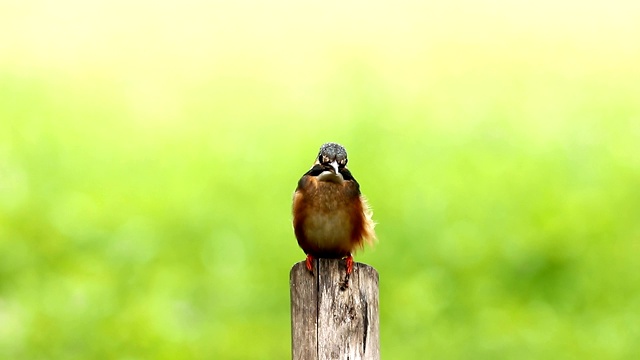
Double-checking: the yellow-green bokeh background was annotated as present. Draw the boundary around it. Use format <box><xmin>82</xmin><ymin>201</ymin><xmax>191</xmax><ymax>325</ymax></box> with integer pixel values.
<box><xmin>1</xmin><ymin>1</ymin><xmax>639</xmax><ymax>358</ymax></box>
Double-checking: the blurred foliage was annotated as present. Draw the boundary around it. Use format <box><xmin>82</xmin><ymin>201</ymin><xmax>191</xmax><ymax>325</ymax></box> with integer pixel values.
<box><xmin>1</xmin><ymin>0</ymin><xmax>640</xmax><ymax>359</ymax></box>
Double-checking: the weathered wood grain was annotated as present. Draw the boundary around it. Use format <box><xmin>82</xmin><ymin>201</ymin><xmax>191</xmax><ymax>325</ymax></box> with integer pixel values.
<box><xmin>290</xmin><ymin>259</ymin><xmax>380</xmax><ymax>360</ymax></box>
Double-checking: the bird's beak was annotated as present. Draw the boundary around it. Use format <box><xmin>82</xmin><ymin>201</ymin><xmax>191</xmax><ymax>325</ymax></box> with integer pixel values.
<box><xmin>329</xmin><ymin>160</ymin><xmax>339</xmax><ymax>175</ymax></box>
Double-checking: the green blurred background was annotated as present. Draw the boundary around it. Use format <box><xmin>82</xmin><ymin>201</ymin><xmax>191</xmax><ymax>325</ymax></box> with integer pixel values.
<box><xmin>1</xmin><ymin>0</ymin><xmax>639</xmax><ymax>358</ymax></box>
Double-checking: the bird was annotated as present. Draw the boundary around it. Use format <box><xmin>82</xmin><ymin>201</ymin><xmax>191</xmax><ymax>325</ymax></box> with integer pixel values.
<box><xmin>292</xmin><ymin>142</ymin><xmax>375</xmax><ymax>285</ymax></box>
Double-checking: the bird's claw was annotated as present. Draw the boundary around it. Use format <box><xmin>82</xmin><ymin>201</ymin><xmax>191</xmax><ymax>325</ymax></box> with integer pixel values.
<box><xmin>340</xmin><ymin>255</ymin><xmax>354</xmax><ymax>290</ymax></box>
<box><xmin>305</xmin><ymin>254</ymin><xmax>314</xmax><ymax>275</ymax></box>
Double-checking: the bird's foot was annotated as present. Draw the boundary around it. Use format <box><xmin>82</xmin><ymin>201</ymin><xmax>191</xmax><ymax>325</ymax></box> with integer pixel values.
<box><xmin>340</xmin><ymin>255</ymin><xmax>354</xmax><ymax>290</ymax></box>
<box><xmin>305</xmin><ymin>254</ymin><xmax>314</xmax><ymax>275</ymax></box>
<box><xmin>346</xmin><ymin>255</ymin><xmax>354</xmax><ymax>275</ymax></box>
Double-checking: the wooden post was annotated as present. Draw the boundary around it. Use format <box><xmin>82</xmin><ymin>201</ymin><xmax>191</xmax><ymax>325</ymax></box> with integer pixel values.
<box><xmin>290</xmin><ymin>258</ymin><xmax>380</xmax><ymax>360</ymax></box>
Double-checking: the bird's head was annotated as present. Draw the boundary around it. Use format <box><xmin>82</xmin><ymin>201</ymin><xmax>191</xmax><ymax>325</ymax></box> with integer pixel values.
<box><xmin>314</xmin><ymin>142</ymin><xmax>348</xmax><ymax>183</ymax></box>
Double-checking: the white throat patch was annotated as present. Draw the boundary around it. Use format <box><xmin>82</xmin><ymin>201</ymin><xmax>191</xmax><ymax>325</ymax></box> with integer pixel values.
<box><xmin>317</xmin><ymin>171</ymin><xmax>344</xmax><ymax>184</ymax></box>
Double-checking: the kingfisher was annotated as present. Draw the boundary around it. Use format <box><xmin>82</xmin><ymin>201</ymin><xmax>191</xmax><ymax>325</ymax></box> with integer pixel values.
<box><xmin>292</xmin><ymin>142</ymin><xmax>376</xmax><ymax>283</ymax></box>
